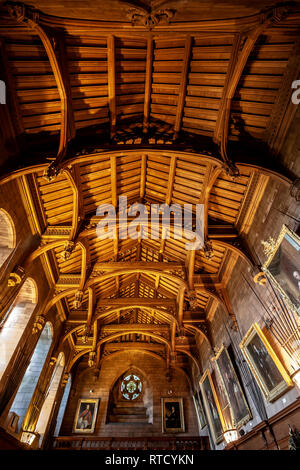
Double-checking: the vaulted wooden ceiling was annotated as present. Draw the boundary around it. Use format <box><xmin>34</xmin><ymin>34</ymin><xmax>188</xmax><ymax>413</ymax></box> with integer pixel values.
<box><xmin>1</xmin><ymin>0</ymin><xmax>299</xmax><ymax>378</ymax></box>
<box><xmin>1</xmin><ymin>0</ymin><xmax>300</xmax><ymax>172</ymax></box>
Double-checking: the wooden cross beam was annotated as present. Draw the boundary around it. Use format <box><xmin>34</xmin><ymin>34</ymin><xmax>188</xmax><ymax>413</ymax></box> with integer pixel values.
<box><xmin>92</xmin><ymin>261</ymin><xmax>184</xmax><ymax>271</ymax></box>
<box><xmin>97</xmin><ymin>297</ymin><xmax>176</xmax><ymax>307</ymax></box>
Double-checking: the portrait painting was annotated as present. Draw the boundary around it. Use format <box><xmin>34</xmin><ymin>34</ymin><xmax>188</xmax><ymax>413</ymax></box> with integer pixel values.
<box><xmin>200</xmin><ymin>369</ymin><xmax>224</xmax><ymax>444</ymax></box>
<box><xmin>73</xmin><ymin>398</ymin><xmax>99</xmax><ymax>433</ymax></box>
<box><xmin>161</xmin><ymin>398</ymin><xmax>185</xmax><ymax>433</ymax></box>
<box><xmin>240</xmin><ymin>323</ymin><xmax>293</xmax><ymax>402</ymax></box>
<box><xmin>263</xmin><ymin>225</ymin><xmax>300</xmax><ymax>313</ymax></box>
<box><xmin>215</xmin><ymin>345</ymin><xmax>251</xmax><ymax>428</ymax></box>
<box><xmin>193</xmin><ymin>390</ymin><xmax>206</xmax><ymax>430</ymax></box>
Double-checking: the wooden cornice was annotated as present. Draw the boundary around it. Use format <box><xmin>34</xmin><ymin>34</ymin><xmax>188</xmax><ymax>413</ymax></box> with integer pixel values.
<box><xmin>18</xmin><ymin>3</ymin><xmax>298</xmax><ymax>33</ymax></box>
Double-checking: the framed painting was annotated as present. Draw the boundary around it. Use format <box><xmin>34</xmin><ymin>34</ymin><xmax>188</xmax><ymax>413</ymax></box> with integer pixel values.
<box><xmin>161</xmin><ymin>397</ymin><xmax>185</xmax><ymax>433</ymax></box>
<box><xmin>215</xmin><ymin>345</ymin><xmax>251</xmax><ymax>428</ymax></box>
<box><xmin>240</xmin><ymin>323</ymin><xmax>293</xmax><ymax>402</ymax></box>
<box><xmin>73</xmin><ymin>398</ymin><xmax>99</xmax><ymax>433</ymax></box>
<box><xmin>262</xmin><ymin>225</ymin><xmax>300</xmax><ymax>314</ymax></box>
<box><xmin>193</xmin><ymin>390</ymin><xmax>206</xmax><ymax>430</ymax></box>
<box><xmin>200</xmin><ymin>369</ymin><xmax>224</xmax><ymax>444</ymax></box>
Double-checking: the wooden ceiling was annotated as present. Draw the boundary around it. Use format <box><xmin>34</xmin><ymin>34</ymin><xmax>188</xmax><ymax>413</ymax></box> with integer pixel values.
<box><xmin>0</xmin><ymin>0</ymin><xmax>300</xmax><ymax>172</ymax></box>
<box><xmin>0</xmin><ymin>0</ymin><xmax>299</xmax><ymax>378</ymax></box>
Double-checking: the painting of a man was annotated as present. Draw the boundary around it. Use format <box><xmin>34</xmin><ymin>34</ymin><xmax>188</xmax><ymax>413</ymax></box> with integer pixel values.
<box><xmin>78</xmin><ymin>403</ymin><xmax>93</xmax><ymax>429</ymax></box>
<box><xmin>73</xmin><ymin>398</ymin><xmax>99</xmax><ymax>433</ymax></box>
<box><xmin>162</xmin><ymin>398</ymin><xmax>184</xmax><ymax>432</ymax></box>
<box><xmin>247</xmin><ymin>334</ymin><xmax>283</xmax><ymax>392</ymax></box>
<box><xmin>240</xmin><ymin>322</ymin><xmax>293</xmax><ymax>402</ymax></box>
<box><xmin>267</xmin><ymin>231</ymin><xmax>300</xmax><ymax>311</ymax></box>
<box><xmin>216</xmin><ymin>347</ymin><xmax>250</xmax><ymax>427</ymax></box>
<box><xmin>200</xmin><ymin>372</ymin><xmax>223</xmax><ymax>444</ymax></box>
<box><xmin>165</xmin><ymin>403</ymin><xmax>180</xmax><ymax>429</ymax></box>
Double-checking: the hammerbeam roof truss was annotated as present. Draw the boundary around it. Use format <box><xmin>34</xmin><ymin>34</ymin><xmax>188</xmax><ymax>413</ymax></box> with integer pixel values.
<box><xmin>17</xmin><ymin>149</ymin><xmax>264</xmax><ymax>322</ymax></box>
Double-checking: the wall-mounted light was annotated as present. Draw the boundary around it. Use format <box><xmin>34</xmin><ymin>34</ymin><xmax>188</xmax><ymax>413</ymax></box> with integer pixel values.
<box><xmin>223</xmin><ymin>429</ymin><xmax>239</xmax><ymax>444</ymax></box>
<box><xmin>291</xmin><ymin>369</ymin><xmax>300</xmax><ymax>389</ymax></box>
<box><xmin>21</xmin><ymin>431</ymin><xmax>37</xmax><ymax>446</ymax></box>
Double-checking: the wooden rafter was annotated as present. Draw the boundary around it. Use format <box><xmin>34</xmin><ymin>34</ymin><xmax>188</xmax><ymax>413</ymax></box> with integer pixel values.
<box><xmin>110</xmin><ymin>155</ymin><xmax>119</xmax><ymax>263</ymax></box>
<box><xmin>173</xmin><ymin>35</ymin><xmax>192</xmax><ymax>140</ymax></box>
<box><xmin>143</xmin><ymin>37</ymin><xmax>153</xmax><ymax>136</ymax></box>
<box><xmin>213</xmin><ymin>9</ymin><xmax>288</xmax><ymax>166</ymax></box>
<box><xmin>140</xmin><ymin>154</ymin><xmax>147</xmax><ymax>200</ymax></box>
<box><xmin>107</xmin><ymin>35</ymin><xmax>116</xmax><ymax>139</ymax></box>
<box><xmin>64</xmin><ymin>166</ymin><xmax>84</xmax><ymax>241</ymax></box>
<box><xmin>8</xmin><ymin>5</ymin><xmax>69</xmax><ymax>162</ymax></box>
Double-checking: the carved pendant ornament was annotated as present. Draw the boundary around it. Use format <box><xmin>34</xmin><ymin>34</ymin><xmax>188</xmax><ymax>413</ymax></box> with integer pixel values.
<box><xmin>126</xmin><ymin>7</ymin><xmax>175</xmax><ymax>28</ymax></box>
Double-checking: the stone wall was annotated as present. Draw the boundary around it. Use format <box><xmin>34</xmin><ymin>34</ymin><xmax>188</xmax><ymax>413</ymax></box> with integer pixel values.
<box><xmin>197</xmin><ymin>174</ymin><xmax>300</xmax><ymax>450</ymax></box>
<box><xmin>60</xmin><ymin>350</ymin><xmax>199</xmax><ymax>438</ymax></box>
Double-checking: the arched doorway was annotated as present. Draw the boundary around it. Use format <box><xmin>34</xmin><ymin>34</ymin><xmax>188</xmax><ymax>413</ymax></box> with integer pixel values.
<box><xmin>35</xmin><ymin>352</ymin><xmax>65</xmax><ymax>446</ymax></box>
<box><xmin>0</xmin><ymin>209</ymin><xmax>15</xmax><ymax>267</ymax></box>
<box><xmin>0</xmin><ymin>277</ymin><xmax>38</xmax><ymax>381</ymax></box>
<box><xmin>107</xmin><ymin>368</ymin><xmax>153</xmax><ymax>424</ymax></box>
<box><xmin>9</xmin><ymin>322</ymin><xmax>53</xmax><ymax>433</ymax></box>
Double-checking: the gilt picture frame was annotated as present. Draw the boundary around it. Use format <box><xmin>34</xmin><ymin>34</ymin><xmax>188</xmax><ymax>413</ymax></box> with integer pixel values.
<box><xmin>215</xmin><ymin>345</ymin><xmax>251</xmax><ymax>428</ymax></box>
<box><xmin>240</xmin><ymin>323</ymin><xmax>293</xmax><ymax>402</ymax></box>
<box><xmin>200</xmin><ymin>369</ymin><xmax>225</xmax><ymax>445</ymax></box>
<box><xmin>73</xmin><ymin>398</ymin><xmax>99</xmax><ymax>434</ymax></box>
<box><xmin>262</xmin><ymin>225</ymin><xmax>300</xmax><ymax>314</ymax></box>
<box><xmin>161</xmin><ymin>397</ymin><xmax>185</xmax><ymax>433</ymax></box>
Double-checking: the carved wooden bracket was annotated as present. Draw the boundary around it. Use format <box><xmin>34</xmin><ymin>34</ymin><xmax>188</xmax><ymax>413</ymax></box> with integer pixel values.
<box><xmin>32</xmin><ymin>315</ymin><xmax>45</xmax><ymax>334</ymax></box>
<box><xmin>88</xmin><ymin>351</ymin><xmax>96</xmax><ymax>367</ymax></box>
<box><xmin>73</xmin><ymin>290</ymin><xmax>83</xmax><ymax>309</ymax></box>
<box><xmin>7</xmin><ymin>266</ymin><xmax>25</xmax><ymax>287</ymax></box>
<box><xmin>60</xmin><ymin>241</ymin><xmax>75</xmax><ymax>261</ymax></box>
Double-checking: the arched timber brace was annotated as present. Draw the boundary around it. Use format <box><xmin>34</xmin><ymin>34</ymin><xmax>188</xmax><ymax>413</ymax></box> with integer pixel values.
<box><xmin>7</xmin><ymin>3</ymin><xmax>73</xmax><ymax>168</ymax></box>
